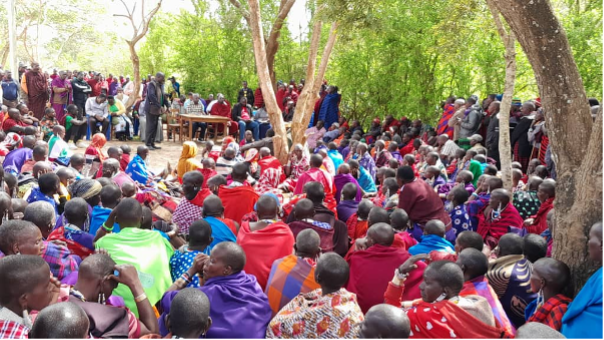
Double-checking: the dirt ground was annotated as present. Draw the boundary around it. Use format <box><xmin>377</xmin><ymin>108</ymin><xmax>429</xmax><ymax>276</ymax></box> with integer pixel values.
<box><xmin>74</xmin><ymin>134</ymin><xmax>213</xmax><ymax>173</ymax></box>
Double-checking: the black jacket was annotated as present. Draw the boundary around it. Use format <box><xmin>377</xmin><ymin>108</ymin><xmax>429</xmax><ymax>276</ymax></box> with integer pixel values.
<box><xmin>237</xmin><ymin>87</ymin><xmax>254</xmax><ymax>105</ymax></box>
<box><xmin>231</xmin><ymin>103</ymin><xmax>253</xmax><ymax>121</ymax></box>
<box><xmin>510</xmin><ymin>115</ymin><xmax>535</xmax><ymax>157</ymax></box>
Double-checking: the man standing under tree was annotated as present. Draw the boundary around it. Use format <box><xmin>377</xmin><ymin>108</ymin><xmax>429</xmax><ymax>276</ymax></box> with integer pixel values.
<box><xmin>24</xmin><ymin>62</ymin><xmax>49</xmax><ymax>120</ymax></box>
<box><xmin>238</xmin><ymin>81</ymin><xmax>254</xmax><ymax>105</ymax></box>
<box><xmin>145</xmin><ymin>72</ymin><xmax>169</xmax><ymax>150</ymax></box>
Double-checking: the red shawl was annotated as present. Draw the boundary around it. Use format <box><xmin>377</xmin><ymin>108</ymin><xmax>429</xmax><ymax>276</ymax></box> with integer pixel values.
<box><xmin>407</xmin><ymin>300</ymin><xmax>511</xmax><ymax>338</ymax></box>
<box><xmin>345</xmin><ymin>244</ymin><xmax>423</xmax><ymax>313</ymax></box>
<box><xmin>527</xmin><ymin>197</ymin><xmax>554</xmax><ymax>235</ymax></box>
<box><xmin>477</xmin><ymin>204</ymin><xmax>524</xmax><ymax>247</ymax></box>
<box><xmin>218</xmin><ymin>185</ymin><xmax>260</xmax><ymax>224</ymax></box>
<box><xmin>345</xmin><ymin>213</ymin><xmax>368</xmax><ymax>241</ymax></box>
<box><xmin>237</xmin><ymin>221</ymin><xmax>295</xmax><ymax>289</ymax></box>
<box><xmin>400</xmin><ymin>140</ymin><xmax>415</xmax><ymax>157</ymax></box>
<box><xmin>258</xmin><ymin>156</ymin><xmax>284</xmax><ymax>178</ymax></box>
<box><xmin>120</xmin><ymin>154</ymin><xmax>130</xmax><ymax>171</ymax></box>
<box><xmin>253</xmin><ymin>88</ymin><xmax>264</xmax><ymax>108</ymax></box>
<box><xmin>218</xmin><ymin>217</ymin><xmax>238</xmax><ymax>236</ymax></box>
<box><xmin>526</xmin><ymin>294</ymin><xmax>571</xmax><ymax>331</ymax></box>
<box><xmin>191</xmin><ymin>188</ymin><xmax>212</xmax><ymax>207</ymax></box>
<box><xmin>47</xmin><ymin>226</ymin><xmax>94</xmax><ymax>259</ymax></box>
<box><xmin>392</xmin><ymin>231</ymin><xmax>418</xmax><ymax>250</ymax></box>
<box><xmin>198</xmin><ymin>168</ymin><xmax>218</xmax><ymax>188</ymax></box>
<box><xmin>293</xmin><ymin>168</ymin><xmax>332</xmax><ymax>195</ymax></box>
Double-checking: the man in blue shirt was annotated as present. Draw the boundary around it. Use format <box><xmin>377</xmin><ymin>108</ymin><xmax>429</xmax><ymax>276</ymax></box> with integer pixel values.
<box><xmin>1</xmin><ymin>71</ymin><xmax>20</xmax><ymax>107</ymax></box>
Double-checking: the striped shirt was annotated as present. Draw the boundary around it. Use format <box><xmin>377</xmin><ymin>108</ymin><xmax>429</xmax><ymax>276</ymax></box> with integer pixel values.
<box><xmin>186</xmin><ymin>102</ymin><xmax>205</xmax><ymax>115</ymax></box>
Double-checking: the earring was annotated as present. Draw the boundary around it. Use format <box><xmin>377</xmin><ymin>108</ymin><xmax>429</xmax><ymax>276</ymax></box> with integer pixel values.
<box><xmin>22</xmin><ymin>310</ymin><xmax>33</xmax><ymax>329</ymax></box>
<box><xmin>98</xmin><ymin>292</ymin><xmax>106</xmax><ymax>305</ymax></box>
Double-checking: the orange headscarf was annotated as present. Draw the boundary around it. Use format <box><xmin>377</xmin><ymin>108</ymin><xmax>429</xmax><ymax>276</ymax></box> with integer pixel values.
<box><xmin>90</xmin><ymin>133</ymin><xmax>107</xmax><ymax>161</ymax></box>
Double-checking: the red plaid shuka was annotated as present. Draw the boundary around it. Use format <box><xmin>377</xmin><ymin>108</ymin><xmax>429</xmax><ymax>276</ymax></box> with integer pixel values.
<box><xmin>0</xmin><ymin>320</ymin><xmax>28</xmax><ymax>339</ymax></box>
<box><xmin>527</xmin><ymin>294</ymin><xmax>572</xmax><ymax>331</ymax></box>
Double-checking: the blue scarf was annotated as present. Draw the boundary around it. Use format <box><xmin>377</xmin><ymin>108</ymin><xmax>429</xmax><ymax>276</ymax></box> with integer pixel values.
<box><xmin>562</xmin><ymin>267</ymin><xmax>603</xmax><ymax>338</ymax></box>
<box><xmin>408</xmin><ymin>234</ymin><xmax>455</xmax><ymax>255</ymax></box>
<box><xmin>125</xmin><ymin>154</ymin><xmax>149</xmax><ymax>184</ymax></box>
<box><xmin>205</xmin><ymin>216</ymin><xmax>237</xmax><ymax>252</ymax></box>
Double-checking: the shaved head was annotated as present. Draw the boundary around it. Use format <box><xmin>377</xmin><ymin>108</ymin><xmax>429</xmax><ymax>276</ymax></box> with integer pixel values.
<box><xmin>533</xmin><ymin>258</ymin><xmax>571</xmax><ymax>293</ymax></box>
<box><xmin>424</xmin><ymin>219</ymin><xmax>446</xmax><ymax>237</ymax></box>
<box><xmin>202</xmin><ymin>195</ymin><xmax>224</xmax><ymax>217</ymax></box>
<box><xmin>367</xmin><ymin>222</ymin><xmax>395</xmax><ymax>247</ymax></box>
<box><xmin>294</xmin><ymin>198</ymin><xmax>315</xmax><ymax>220</ymax></box>
<box><xmin>295</xmin><ymin>229</ymin><xmax>321</xmax><ymax>255</ymax></box>
<box><xmin>256</xmin><ymin>194</ymin><xmax>279</xmax><ymax>219</ymax></box>
<box><xmin>360</xmin><ymin>304</ymin><xmax>410</xmax><ymax>338</ymax></box>
<box><xmin>357</xmin><ymin>199</ymin><xmax>374</xmax><ymax>220</ymax></box>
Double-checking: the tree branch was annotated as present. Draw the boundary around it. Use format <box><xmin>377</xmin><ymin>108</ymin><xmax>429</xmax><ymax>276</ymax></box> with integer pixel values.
<box><xmin>486</xmin><ymin>0</ymin><xmax>508</xmax><ymax>41</ymax></box>
<box><xmin>228</xmin><ymin>0</ymin><xmax>251</xmax><ymax>25</ymax></box>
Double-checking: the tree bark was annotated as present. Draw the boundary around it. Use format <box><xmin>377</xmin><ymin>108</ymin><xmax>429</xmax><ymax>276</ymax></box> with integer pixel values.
<box><xmin>491</xmin><ymin>0</ymin><xmax>602</xmax><ymax>292</ymax></box>
<box><xmin>247</xmin><ymin>0</ymin><xmax>289</xmax><ymax>164</ymax></box>
<box><xmin>265</xmin><ymin>0</ymin><xmax>296</xmax><ymax>86</ymax></box>
<box><xmin>291</xmin><ymin>17</ymin><xmax>323</xmax><ymax>146</ymax></box>
<box><xmin>291</xmin><ymin>22</ymin><xmax>338</xmax><ymax>146</ymax></box>
<box><xmin>115</xmin><ymin>0</ymin><xmax>163</xmax><ymax>108</ymax></box>
<box><xmin>486</xmin><ymin>0</ymin><xmax>514</xmax><ymax>194</ymax></box>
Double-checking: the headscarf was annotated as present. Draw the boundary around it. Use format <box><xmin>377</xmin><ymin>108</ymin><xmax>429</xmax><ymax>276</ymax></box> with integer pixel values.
<box><xmin>244</xmin><ymin>148</ymin><xmax>259</xmax><ymax>174</ymax></box>
<box><xmin>221</xmin><ymin>137</ymin><xmax>240</xmax><ymax>157</ymax></box>
<box><xmin>177</xmin><ymin>141</ymin><xmax>202</xmax><ymax>180</ymax></box>
<box><xmin>69</xmin><ymin>179</ymin><xmax>102</xmax><ymax>200</ymax></box>
<box><xmin>90</xmin><ymin>133</ymin><xmax>107</xmax><ymax>162</ymax></box>
<box><xmin>3</xmin><ymin>133</ymin><xmax>22</xmax><ymax>148</ymax></box>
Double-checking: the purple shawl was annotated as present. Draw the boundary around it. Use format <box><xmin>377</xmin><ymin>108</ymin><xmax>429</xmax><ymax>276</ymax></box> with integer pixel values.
<box><xmin>51</xmin><ymin>77</ymin><xmax>72</xmax><ymax>102</ymax></box>
<box><xmin>2</xmin><ymin>148</ymin><xmax>33</xmax><ymax>175</ymax></box>
<box><xmin>159</xmin><ymin>271</ymin><xmax>271</xmax><ymax>338</ymax></box>
<box><xmin>334</xmin><ymin>173</ymin><xmax>363</xmax><ymax>203</ymax></box>
<box><xmin>109</xmin><ymin>81</ymin><xmax>119</xmax><ymax>96</ymax></box>
<box><xmin>337</xmin><ymin>200</ymin><xmax>359</xmax><ymax>223</ymax></box>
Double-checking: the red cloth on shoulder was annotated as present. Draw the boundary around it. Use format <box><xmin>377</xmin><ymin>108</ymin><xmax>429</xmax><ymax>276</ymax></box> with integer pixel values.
<box><xmin>218</xmin><ymin>185</ymin><xmax>260</xmax><ymax>224</ymax></box>
<box><xmin>392</xmin><ymin>231</ymin><xmax>418</xmax><ymax>250</ymax></box>
<box><xmin>407</xmin><ymin>300</ymin><xmax>511</xmax><ymax>338</ymax></box>
<box><xmin>527</xmin><ymin>197</ymin><xmax>554</xmax><ymax>235</ymax></box>
<box><xmin>237</xmin><ymin>221</ymin><xmax>295</xmax><ymax>289</ymax></box>
<box><xmin>345</xmin><ymin>244</ymin><xmax>424</xmax><ymax>313</ymax></box>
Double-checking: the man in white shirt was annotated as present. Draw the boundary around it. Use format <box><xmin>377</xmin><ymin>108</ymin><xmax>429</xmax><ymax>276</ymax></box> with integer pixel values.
<box><xmin>437</xmin><ymin>134</ymin><xmax>459</xmax><ymax>162</ymax></box>
<box><xmin>85</xmin><ymin>94</ymin><xmax>110</xmax><ymax>136</ymax></box>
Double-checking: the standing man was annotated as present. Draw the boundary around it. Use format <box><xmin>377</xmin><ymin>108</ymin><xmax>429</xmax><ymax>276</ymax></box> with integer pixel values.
<box><xmin>50</xmin><ymin>70</ymin><xmax>72</xmax><ymax>123</ymax></box>
<box><xmin>238</xmin><ymin>81</ymin><xmax>254</xmax><ymax>104</ymax></box>
<box><xmin>71</xmin><ymin>72</ymin><xmax>92</xmax><ymax>145</ymax></box>
<box><xmin>145</xmin><ymin>72</ymin><xmax>169</xmax><ymax>150</ymax></box>
<box><xmin>24</xmin><ymin>61</ymin><xmax>49</xmax><ymax>120</ymax></box>
<box><xmin>167</xmin><ymin>76</ymin><xmax>180</xmax><ymax>101</ymax></box>
<box><xmin>486</xmin><ymin>101</ymin><xmax>501</xmax><ymax>168</ymax></box>
<box><xmin>1</xmin><ymin>71</ymin><xmax>20</xmax><ymax>108</ymax></box>
<box><xmin>87</xmin><ymin>72</ymin><xmax>101</xmax><ymax>97</ymax></box>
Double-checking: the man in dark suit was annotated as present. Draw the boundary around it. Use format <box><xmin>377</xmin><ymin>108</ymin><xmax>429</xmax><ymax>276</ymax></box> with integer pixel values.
<box><xmin>144</xmin><ymin>72</ymin><xmax>170</xmax><ymax>150</ymax></box>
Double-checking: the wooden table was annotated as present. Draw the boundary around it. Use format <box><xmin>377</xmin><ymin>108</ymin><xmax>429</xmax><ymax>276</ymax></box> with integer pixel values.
<box><xmin>178</xmin><ymin>114</ymin><xmax>230</xmax><ymax>143</ymax></box>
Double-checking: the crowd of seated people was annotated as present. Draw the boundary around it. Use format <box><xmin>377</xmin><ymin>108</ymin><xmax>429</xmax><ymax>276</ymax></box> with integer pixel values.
<box><xmin>0</xmin><ymin>85</ymin><xmax>601</xmax><ymax>339</ymax></box>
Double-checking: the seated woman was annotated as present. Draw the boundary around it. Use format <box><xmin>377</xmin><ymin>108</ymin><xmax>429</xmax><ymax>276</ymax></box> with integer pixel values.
<box><xmin>159</xmin><ymin>242</ymin><xmax>272</xmax><ymax>338</ymax></box>
<box><xmin>176</xmin><ymin>141</ymin><xmax>202</xmax><ymax>184</ymax></box>
<box><xmin>48</xmin><ymin>198</ymin><xmax>95</xmax><ymax>259</ymax></box>
<box><xmin>85</xmin><ymin>133</ymin><xmax>107</xmax><ymax>178</ymax></box>
<box><xmin>384</xmin><ymin>256</ymin><xmax>512</xmax><ymax>338</ymax></box>
<box><xmin>57</xmin><ymin>254</ymin><xmax>159</xmax><ymax>338</ymax></box>
<box><xmin>266</xmin><ymin>253</ymin><xmax>364</xmax><ymax>338</ymax></box>
<box><xmin>108</xmin><ymin>96</ymin><xmax>132</xmax><ymax>141</ymax></box>
<box><xmin>0</xmin><ymin>255</ymin><xmax>56</xmax><ymax>338</ymax></box>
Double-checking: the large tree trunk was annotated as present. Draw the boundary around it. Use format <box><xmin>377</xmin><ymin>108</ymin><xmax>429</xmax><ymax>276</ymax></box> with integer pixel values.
<box><xmin>247</xmin><ymin>0</ymin><xmax>289</xmax><ymax>164</ymax></box>
<box><xmin>126</xmin><ymin>42</ymin><xmax>141</xmax><ymax>108</ymax></box>
<box><xmin>486</xmin><ymin>0</ymin><xmax>514</xmax><ymax>194</ymax></box>
<box><xmin>491</xmin><ymin>0</ymin><xmax>602</xmax><ymax>292</ymax></box>
<box><xmin>291</xmin><ymin>22</ymin><xmax>338</xmax><ymax>146</ymax></box>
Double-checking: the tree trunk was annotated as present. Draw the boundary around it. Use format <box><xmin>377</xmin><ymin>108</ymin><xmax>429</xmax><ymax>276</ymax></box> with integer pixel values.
<box><xmin>265</xmin><ymin>0</ymin><xmax>296</xmax><ymax>87</ymax></box>
<box><xmin>291</xmin><ymin>17</ymin><xmax>323</xmax><ymax>146</ymax></box>
<box><xmin>291</xmin><ymin>22</ymin><xmax>338</xmax><ymax>146</ymax></box>
<box><xmin>126</xmin><ymin>42</ymin><xmax>140</xmax><ymax>108</ymax></box>
<box><xmin>486</xmin><ymin>0</ymin><xmax>514</xmax><ymax>194</ymax></box>
<box><xmin>491</xmin><ymin>0</ymin><xmax>603</xmax><ymax>292</ymax></box>
<box><xmin>247</xmin><ymin>0</ymin><xmax>289</xmax><ymax>164</ymax></box>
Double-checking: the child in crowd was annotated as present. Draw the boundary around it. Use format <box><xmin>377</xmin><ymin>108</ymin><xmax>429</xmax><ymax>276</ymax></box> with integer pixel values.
<box><xmin>89</xmin><ymin>184</ymin><xmax>122</xmax><ymax>235</ymax></box>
